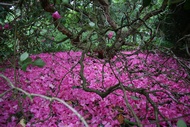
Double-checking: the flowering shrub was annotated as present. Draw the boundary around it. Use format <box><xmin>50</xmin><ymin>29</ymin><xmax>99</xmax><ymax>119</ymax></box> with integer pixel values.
<box><xmin>0</xmin><ymin>51</ymin><xmax>190</xmax><ymax>126</ymax></box>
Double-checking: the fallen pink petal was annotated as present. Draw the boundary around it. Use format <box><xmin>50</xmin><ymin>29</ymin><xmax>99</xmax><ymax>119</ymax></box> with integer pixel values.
<box><xmin>0</xmin><ymin>51</ymin><xmax>189</xmax><ymax>126</ymax></box>
<box><xmin>0</xmin><ymin>1</ymin><xmax>190</xmax><ymax>127</ymax></box>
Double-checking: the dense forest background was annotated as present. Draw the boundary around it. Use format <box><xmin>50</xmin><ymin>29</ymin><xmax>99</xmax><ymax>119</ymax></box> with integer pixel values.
<box><xmin>0</xmin><ymin>0</ymin><xmax>190</xmax><ymax>127</ymax></box>
<box><xmin>1</xmin><ymin>0</ymin><xmax>190</xmax><ymax>58</ymax></box>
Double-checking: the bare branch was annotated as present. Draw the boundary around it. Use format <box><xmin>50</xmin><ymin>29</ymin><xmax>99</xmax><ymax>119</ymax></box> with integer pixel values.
<box><xmin>0</xmin><ymin>2</ymin><xmax>13</xmax><ymax>6</ymax></box>
<box><xmin>39</xmin><ymin>0</ymin><xmax>73</xmax><ymax>38</ymax></box>
<box><xmin>0</xmin><ymin>73</ymin><xmax>89</xmax><ymax>127</ymax></box>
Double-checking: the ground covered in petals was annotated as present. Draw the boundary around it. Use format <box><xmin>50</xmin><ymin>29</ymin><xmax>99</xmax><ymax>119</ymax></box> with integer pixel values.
<box><xmin>0</xmin><ymin>51</ymin><xmax>190</xmax><ymax>127</ymax></box>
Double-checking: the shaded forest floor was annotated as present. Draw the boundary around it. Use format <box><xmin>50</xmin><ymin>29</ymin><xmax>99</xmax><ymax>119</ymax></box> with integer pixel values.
<box><xmin>0</xmin><ymin>51</ymin><xmax>190</xmax><ymax>127</ymax></box>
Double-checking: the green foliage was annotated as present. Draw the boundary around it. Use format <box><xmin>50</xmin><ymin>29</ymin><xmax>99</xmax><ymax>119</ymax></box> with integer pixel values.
<box><xmin>177</xmin><ymin>120</ymin><xmax>187</xmax><ymax>127</ymax></box>
<box><xmin>143</xmin><ymin>0</ymin><xmax>152</xmax><ymax>7</ymax></box>
<box><xmin>20</xmin><ymin>52</ymin><xmax>29</xmax><ymax>62</ymax></box>
<box><xmin>32</xmin><ymin>58</ymin><xmax>45</xmax><ymax>67</ymax></box>
<box><xmin>0</xmin><ymin>1</ymin><xmax>189</xmax><ymax>126</ymax></box>
<box><xmin>19</xmin><ymin>52</ymin><xmax>45</xmax><ymax>71</ymax></box>
<box><xmin>157</xmin><ymin>0</ymin><xmax>190</xmax><ymax>57</ymax></box>
<box><xmin>0</xmin><ymin>0</ymin><xmax>183</xmax><ymax>59</ymax></box>
<box><xmin>131</xmin><ymin>96</ymin><xmax>140</xmax><ymax>100</ymax></box>
<box><xmin>124</xmin><ymin>119</ymin><xmax>138</xmax><ymax>126</ymax></box>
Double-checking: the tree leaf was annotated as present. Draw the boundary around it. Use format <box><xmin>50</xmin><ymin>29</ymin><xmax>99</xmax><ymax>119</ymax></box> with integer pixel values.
<box><xmin>56</xmin><ymin>0</ymin><xmax>61</xmax><ymax>4</ymax></box>
<box><xmin>24</xmin><ymin>57</ymin><xmax>33</xmax><ymax>63</ymax></box>
<box><xmin>32</xmin><ymin>58</ymin><xmax>45</xmax><ymax>67</ymax></box>
<box><xmin>21</xmin><ymin>63</ymin><xmax>29</xmax><ymax>72</ymax></box>
<box><xmin>143</xmin><ymin>0</ymin><xmax>151</xmax><ymax>7</ymax></box>
<box><xmin>40</xmin><ymin>29</ymin><xmax>47</xmax><ymax>35</ymax></box>
<box><xmin>117</xmin><ymin>114</ymin><xmax>124</xmax><ymax>124</ymax></box>
<box><xmin>63</xmin><ymin>0</ymin><xmax>69</xmax><ymax>4</ymax></box>
<box><xmin>177</xmin><ymin>120</ymin><xmax>187</xmax><ymax>127</ymax></box>
<box><xmin>19</xmin><ymin>57</ymin><xmax>32</xmax><ymax>71</ymax></box>
<box><xmin>124</xmin><ymin>118</ymin><xmax>138</xmax><ymax>126</ymax></box>
<box><xmin>20</xmin><ymin>52</ymin><xmax>29</xmax><ymax>62</ymax></box>
<box><xmin>22</xmin><ymin>94</ymin><xmax>27</xmax><ymax>99</ymax></box>
<box><xmin>16</xmin><ymin>118</ymin><xmax>26</xmax><ymax>127</ymax></box>
<box><xmin>89</xmin><ymin>22</ymin><xmax>95</xmax><ymax>27</ymax></box>
<box><xmin>19</xmin><ymin>57</ymin><xmax>32</xmax><ymax>64</ymax></box>
<box><xmin>131</xmin><ymin>96</ymin><xmax>140</xmax><ymax>100</ymax></box>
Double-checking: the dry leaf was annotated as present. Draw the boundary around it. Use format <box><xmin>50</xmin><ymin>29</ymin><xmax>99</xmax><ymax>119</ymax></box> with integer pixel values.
<box><xmin>66</xmin><ymin>100</ymin><xmax>72</xmax><ymax>105</ymax></box>
<box><xmin>16</xmin><ymin>118</ymin><xmax>26</xmax><ymax>127</ymax></box>
<box><xmin>117</xmin><ymin>114</ymin><xmax>124</xmax><ymax>124</ymax></box>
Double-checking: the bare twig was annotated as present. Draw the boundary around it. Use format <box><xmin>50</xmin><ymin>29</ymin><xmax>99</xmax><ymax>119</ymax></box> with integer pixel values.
<box><xmin>0</xmin><ymin>2</ymin><xmax>13</xmax><ymax>6</ymax></box>
<box><xmin>0</xmin><ymin>73</ymin><xmax>89</xmax><ymax>127</ymax></box>
<box><xmin>121</xmin><ymin>84</ymin><xmax>143</xmax><ymax>127</ymax></box>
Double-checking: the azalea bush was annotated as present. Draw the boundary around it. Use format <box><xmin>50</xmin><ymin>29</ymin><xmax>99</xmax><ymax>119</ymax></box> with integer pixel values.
<box><xmin>0</xmin><ymin>0</ymin><xmax>190</xmax><ymax>127</ymax></box>
<box><xmin>1</xmin><ymin>0</ymin><xmax>169</xmax><ymax>58</ymax></box>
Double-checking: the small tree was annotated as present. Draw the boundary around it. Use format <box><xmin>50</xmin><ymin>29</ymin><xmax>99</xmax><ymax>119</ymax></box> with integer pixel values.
<box><xmin>0</xmin><ymin>0</ymin><xmax>190</xmax><ymax>126</ymax></box>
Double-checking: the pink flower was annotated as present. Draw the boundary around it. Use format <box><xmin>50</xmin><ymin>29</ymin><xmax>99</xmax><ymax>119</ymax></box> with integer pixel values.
<box><xmin>107</xmin><ymin>31</ymin><xmax>114</xmax><ymax>39</ymax></box>
<box><xmin>52</xmin><ymin>11</ymin><xmax>61</xmax><ymax>19</ymax></box>
<box><xmin>4</xmin><ymin>23</ymin><xmax>10</xmax><ymax>29</ymax></box>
